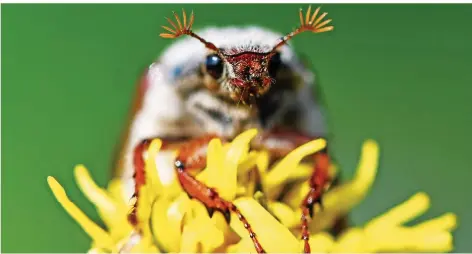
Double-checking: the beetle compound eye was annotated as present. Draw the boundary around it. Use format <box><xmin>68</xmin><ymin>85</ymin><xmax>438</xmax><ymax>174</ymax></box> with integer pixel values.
<box><xmin>205</xmin><ymin>54</ymin><xmax>224</xmax><ymax>79</ymax></box>
<box><xmin>268</xmin><ymin>52</ymin><xmax>281</xmax><ymax>78</ymax></box>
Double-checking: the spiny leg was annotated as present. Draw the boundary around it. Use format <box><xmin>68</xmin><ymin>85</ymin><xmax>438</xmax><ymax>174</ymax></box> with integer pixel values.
<box><xmin>127</xmin><ymin>136</ymin><xmax>188</xmax><ymax>226</ymax></box>
<box><xmin>174</xmin><ymin>135</ymin><xmax>266</xmax><ymax>253</ymax></box>
<box><xmin>300</xmin><ymin>149</ymin><xmax>330</xmax><ymax>253</ymax></box>
<box><xmin>128</xmin><ymin>139</ymin><xmax>152</xmax><ymax>226</ymax></box>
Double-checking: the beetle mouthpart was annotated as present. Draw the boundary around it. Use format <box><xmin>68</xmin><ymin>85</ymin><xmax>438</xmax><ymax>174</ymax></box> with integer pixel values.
<box><xmin>230</xmin><ymin>78</ymin><xmax>246</xmax><ymax>88</ymax></box>
<box><xmin>227</xmin><ymin>78</ymin><xmax>270</xmax><ymax>105</ymax></box>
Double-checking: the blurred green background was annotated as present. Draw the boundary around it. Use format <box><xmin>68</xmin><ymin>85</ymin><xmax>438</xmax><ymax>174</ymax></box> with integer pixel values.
<box><xmin>2</xmin><ymin>3</ymin><xmax>472</xmax><ymax>252</ymax></box>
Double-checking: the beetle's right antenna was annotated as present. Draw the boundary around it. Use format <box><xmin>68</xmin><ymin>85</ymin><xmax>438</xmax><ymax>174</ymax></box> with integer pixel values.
<box><xmin>270</xmin><ymin>6</ymin><xmax>334</xmax><ymax>55</ymax></box>
<box><xmin>160</xmin><ymin>9</ymin><xmax>220</xmax><ymax>52</ymax></box>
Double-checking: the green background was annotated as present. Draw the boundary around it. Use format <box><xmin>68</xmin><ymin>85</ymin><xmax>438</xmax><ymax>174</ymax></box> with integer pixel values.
<box><xmin>2</xmin><ymin>4</ymin><xmax>471</xmax><ymax>252</ymax></box>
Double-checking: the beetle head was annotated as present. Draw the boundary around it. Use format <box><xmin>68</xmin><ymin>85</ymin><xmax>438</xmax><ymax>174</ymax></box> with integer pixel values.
<box><xmin>160</xmin><ymin>6</ymin><xmax>333</xmax><ymax>104</ymax></box>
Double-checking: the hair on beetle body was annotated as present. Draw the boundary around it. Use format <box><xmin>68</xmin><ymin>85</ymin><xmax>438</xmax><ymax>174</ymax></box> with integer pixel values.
<box><xmin>113</xmin><ymin>6</ymin><xmax>340</xmax><ymax>253</ymax></box>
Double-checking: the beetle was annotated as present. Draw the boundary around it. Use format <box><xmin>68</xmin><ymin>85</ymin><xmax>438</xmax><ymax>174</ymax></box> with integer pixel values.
<box><xmin>113</xmin><ymin>6</ymin><xmax>341</xmax><ymax>253</ymax></box>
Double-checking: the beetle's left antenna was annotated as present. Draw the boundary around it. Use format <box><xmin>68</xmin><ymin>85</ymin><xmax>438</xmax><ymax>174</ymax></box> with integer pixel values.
<box><xmin>270</xmin><ymin>6</ymin><xmax>334</xmax><ymax>54</ymax></box>
<box><xmin>160</xmin><ymin>9</ymin><xmax>219</xmax><ymax>52</ymax></box>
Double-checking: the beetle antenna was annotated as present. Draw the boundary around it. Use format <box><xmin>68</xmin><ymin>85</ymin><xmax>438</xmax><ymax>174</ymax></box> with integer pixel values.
<box><xmin>270</xmin><ymin>6</ymin><xmax>334</xmax><ymax>54</ymax></box>
<box><xmin>160</xmin><ymin>9</ymin><xmax>220</xmax><ymax>53</ymax></box>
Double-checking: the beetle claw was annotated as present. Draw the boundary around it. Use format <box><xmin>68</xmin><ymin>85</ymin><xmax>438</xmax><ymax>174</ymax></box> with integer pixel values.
<box><xmin>318</xmin><ymin>197</ymin><xmax>324</xmax><ymax>210</ymax></box>
<box><xmin>307</xmin><ymin>196</ymin><xmax>324</xmax><ymax>217</ymax></box>
<box><xmin>308</xmin><ymin>203</ymin><xmax>315</xmax><ymax>218</ymax></box>
<box><xmin>206</xmin><ymin>207</ymin><xmax>215</xmax><ymax>217</ymax></box>
<box><xmin>223</xmin><ymin>210</ymin><xmax>231</xmax><ymax>224</ymax></box>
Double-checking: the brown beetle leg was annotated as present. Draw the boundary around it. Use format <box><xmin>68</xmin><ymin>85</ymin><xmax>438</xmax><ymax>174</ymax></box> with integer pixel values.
<box><xmin>126</xmin><ymin>137</ymin><xmax>191</xmax><ymax>226</ymax></box>
<box><xmin>174</xmin><ymin>135</ymin><xmax>266</xmax><ymax>253</ymax></box>
<box><xmin>128</xmin><ymin>139</ymin><xmax>152</xmax><ymax>226</ymax></box>
<box><xmin>129</xmin><ymin>135</ymin><xmax>266</xmax><ymax>253</ymax></box>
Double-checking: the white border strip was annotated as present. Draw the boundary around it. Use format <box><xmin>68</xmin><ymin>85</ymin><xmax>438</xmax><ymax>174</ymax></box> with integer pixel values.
<box><xmin>1</xmin><ymin>0</ymin><xmax>472</xmax><ymax>3</ymax></box>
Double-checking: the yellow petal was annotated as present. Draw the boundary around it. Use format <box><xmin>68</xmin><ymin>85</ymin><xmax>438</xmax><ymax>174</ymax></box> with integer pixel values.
<box><xmin>412</xmin><ymin>212</ymin><xmax>457</xmax><ymax>232</ymax></box>
<box><xmin>236</xmin><ymin>186</ymin><xmax>248</xmax><ymax>196</ymax></box>
<box><xmin>162</xmin><ymin>173</ymin><xmax>184</xmax><ymax>200</ymax></box>
<box><xmin>350</xmin><ymin>140</ymin><xmax>379</xmax><ymax>189</ymax></box>
<box><xmin>309</xmin><ymin>232</ymin><xmax>335</xmax><ymax>253</ymax></box>
<box><xmin>180</xmin><ymin>224</ymin><xmax>201</xmax><ymax>252</ymax></box>
<box><xmin>211</xmin><ymin>212</ymin><xmax>240</xmax><ymax>247</ymax></box>
<box><xmin>282</xmin><ymin>181</ymin><xmax>310</xmax><ymax>209</ymax></box>
<box><xmin>220</xmin><ymin>129</ymin><xmax>258</xmax><ymax>200</ymax></box>
<box><xmin>151</xmin><ymin>193</ymin><xmax>190</xmax><ymax>252</ymax></box>
<box><xmin>256</xmin><ymin>150</ymin><xmax>270</xmax><ymax>174</ymax></box>
<box><xmin>330</xmin><ymin>227</ymin><xmax>366</xmax><ymax>252</ymax></box>
<box><xmin>414</xmin><ymin>231</ymin><xmax>454</xmax><ymax>252</ymax></box>
<box><xmin>286</xmin><ymin>163</ymin><xmax>312</xmax><ymax>181</ymax></box>
<box><xmin>197</xmin><ymin>137</ymin><xmax>245</xmax><ymax>200</ymax></box>
<box><xmin>370</xmin><ymin>227</ymin><xmax>453</xmax><ymax>252</ymax></box>
<box><xmin>180</xmin><ymin>200</ymin><xmax>225</xmax><ymax>252</ymax></box>
<box><xmin>74</xmin><ymin>165</ymin><xmax>133</xmax><ymax>241</ymax></box>
<box><xmin>144</xmin><ymin>139</ymin><xmax>163</xmax><ymax>195</ymax></box>
<box><xmin>152</xmin><ymin>149</ymin><xmax>183</xmax><ymax>200</ymax></box>
<box><xmin>264</xmin><ymin>138</ymin><xmax>326</xmax><ymax>199</ymax></box>
<box><xmin>231</xmin><ymin>197</ymin><xmax>299</xmax><ymax>253</ymax></box>
<box><xmin>106</xmin><ymin>178</ymin><xmax>129</xmax><ymax>208</ymax></box>
<box><xmin>47</xmin><ymin>176</ymin><xmax>115</xmax><ymax>251</ymax></box>
<box><xmin>226</xmin><ymin>129</ymin><xmax>258</xmax><ymax>165</ymax></box>
<box><xmin>134</xmin><ymin>184</ymin><xmax>155</xmax><ymax>240</ymax></box>
<box><xmin>237</xmin><ymin>151</ymin><xmax>260</xmax><ymax>176</ymax></box>
<box><xmin>268</xmin><ymin>201</ymin><xmax>298</xmax><ymax>228</ymax></box>
<box><xmin>365</xmin><ymin>192</ymin><xmax>430</xmax><ymax>232</ymax></box>
<box><xmin>74</xmin><ymin>165</ymin><xmax>116</xmax><ymax>212</ymax></box>
<box><xmin>198</xmin><ymin>138</ymin><xmax>224</xmax><ymax>190</ymax></box>
<box><xmin>226</xmin><ymin>237</ymin><xmax>253</xmax><ymax>253</ymax></box>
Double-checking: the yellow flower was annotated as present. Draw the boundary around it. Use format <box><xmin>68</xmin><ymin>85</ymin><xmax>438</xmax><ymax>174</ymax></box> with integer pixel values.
<box><xmin>47</xmin><ymin>129</ymin><xmax>457</xmax><ymax>253</ymax></box>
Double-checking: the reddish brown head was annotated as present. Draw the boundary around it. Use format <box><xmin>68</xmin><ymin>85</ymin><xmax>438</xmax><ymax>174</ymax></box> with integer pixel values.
<box><xmin>160</xmin><ymin>6</ymin><xmax>333</xmax><ymax>104</ymax></box>
<box><xmin>203</xmin><ymin>50</ymin><xmax>280</xmax><ymax>103</ymax></box>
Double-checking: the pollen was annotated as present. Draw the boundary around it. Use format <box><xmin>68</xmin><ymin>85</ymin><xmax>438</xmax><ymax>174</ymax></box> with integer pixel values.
<box><xmin>47</xmin><ymin>130</ymin><xmax>457</xmax><ymax>253</ymax></box>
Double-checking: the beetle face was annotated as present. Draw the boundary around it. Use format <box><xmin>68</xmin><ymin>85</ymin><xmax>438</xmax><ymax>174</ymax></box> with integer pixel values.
<box><xmin>203</xmin><ymin>51</ymin><xmax>282</xmax><ymax>104</ymax></box>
